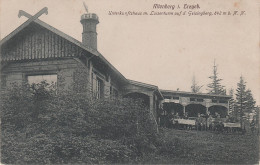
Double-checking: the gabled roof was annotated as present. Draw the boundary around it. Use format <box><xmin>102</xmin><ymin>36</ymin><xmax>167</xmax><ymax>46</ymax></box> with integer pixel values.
<box><xmin>128</xmin><ymin>79</ymin><xmax>158</xmax><ymax>89</ymax></box>
<box><xmin>128</xmin><ymin>79</ymin><xmax>164</xmax><ymax>99</ymax></box>
<box><xmin>0</xmin><ymin>18</ymin><xmax>99</xmax><ymax>56</ymax></box>
<box><xmin>0</xmin><ymin>18</ymin><xmax>127</xmax><ymax>82</ymax></box>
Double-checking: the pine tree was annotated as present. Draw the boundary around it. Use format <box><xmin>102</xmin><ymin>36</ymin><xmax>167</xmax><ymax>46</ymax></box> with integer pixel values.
<box><xmin>235</xmin><ymin>76</ymin><xmax>257</xmax><ymax>124</ymax></box>
<box><xmin>235</xmin><ymin>76</ymin><xmax>247</xmax><ymax>127</ymax></box>
<box><xmin>191</xmin><ymin>75</ymin><xmax>203</xmax><ymax>93</ymax></box>
<box><xmin>207</xmin><ymin>60</ymin><xmax>226</xmax><ymax>95</ymax></box>
<box><xmin>228</xmin><ymin>88</ymin><xmax>236</xmax><ymax>116</ymax></box>
<box><xmin>245</xmin><ymin>89</ymin><xmax>256</xmax><ymax>113</ymax></box>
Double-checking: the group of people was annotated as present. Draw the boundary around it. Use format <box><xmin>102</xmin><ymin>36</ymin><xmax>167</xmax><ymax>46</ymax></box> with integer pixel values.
<box><xmin>170</xmin><ymin>112</ymin><xmax>241</xmax><ymax>132</ymax></box>
<box><xmin>160</xmin><ymin>110</ymin><xmax>258</xmax><ymax>134</ymax></box>
<box><xmin>195</xmin><ymin>113</ymin><xmax>224</xmax><ymax>131</ymax></box>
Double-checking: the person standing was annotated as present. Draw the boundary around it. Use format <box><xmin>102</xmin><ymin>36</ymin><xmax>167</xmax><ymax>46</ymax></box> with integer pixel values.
<box><xmin>196</xmin><ymin>113</ymin><xmax>203</xmax><ymax>131</ymax></box>
<box><xmin>208</xmin><ymin>115</ymin><xmax>213</xmax><ymax>131</ymax></box>
<box><xmin>250</xmin><ymin>119</ymin><xmax>256</xmax><ymax>134</ymax></box>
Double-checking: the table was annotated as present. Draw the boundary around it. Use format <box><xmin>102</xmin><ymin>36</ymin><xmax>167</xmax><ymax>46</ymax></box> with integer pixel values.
<box><xmin>223</xmin><ymin>122</ymin><xmax>241</xmax><ymax>128</ymax></box>
<box><xmin>174</xmin><ymin>119</ymin><xmax>196</xmax><ymax>126</ymax></box>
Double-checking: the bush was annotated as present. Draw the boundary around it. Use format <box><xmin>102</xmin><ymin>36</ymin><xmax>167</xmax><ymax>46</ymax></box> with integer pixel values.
<box><xmin>1</xmin><ymin>82</ymin><xmax>159</xmax><ymax>164</ymax></box>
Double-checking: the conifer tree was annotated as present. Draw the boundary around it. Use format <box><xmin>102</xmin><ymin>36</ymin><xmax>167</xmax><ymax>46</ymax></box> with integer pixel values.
<box><xmin>191</xmin><ymin>75</ymin><xmax>203</xmax><ymax>93</ymax></box>
<box><xmin>207</xmin><ymin>60</ymin><xmax>226</xmax><ymax>95</ymax></box>
<box><xmin>228</xmin><ymin>88</ymin><xmax>236</xmax><ymax>116</ymax></box>
<box><xmin>235</xmin><ymin>76</ymin><xmax>256</xmax><ymax>123</ymax></box>
<box><xmin>235</xmin><ymin>76</ymin><xmax>247</xmax><ymax>127</ymax></box>
<box><xmin>245</xmin><ymin>89</ymin><xmax>256</xmax><ymax>113</ymax></box>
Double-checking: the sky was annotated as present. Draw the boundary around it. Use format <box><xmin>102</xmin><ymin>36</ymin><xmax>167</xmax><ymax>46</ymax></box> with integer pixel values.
<box><xmin>1</xmin><ymin>0</ymin><xmax>259</xmax><ymax>105</ymax></box>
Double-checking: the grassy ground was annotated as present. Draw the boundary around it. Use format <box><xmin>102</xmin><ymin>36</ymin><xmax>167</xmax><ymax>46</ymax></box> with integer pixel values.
<box><xmin>143</xmin><ymin>128</ymin><xmax>259</xmax><ymax>164</ymax></box>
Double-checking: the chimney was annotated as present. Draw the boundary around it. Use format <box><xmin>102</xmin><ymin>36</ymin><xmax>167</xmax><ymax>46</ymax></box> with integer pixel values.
<box><xmin>80</xmin><ymin>13</ymin><xmax>99</xmax><ymax>50</ymax></box>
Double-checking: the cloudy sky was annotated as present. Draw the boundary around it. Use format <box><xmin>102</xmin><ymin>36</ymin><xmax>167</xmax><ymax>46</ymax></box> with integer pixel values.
<box><xmin>1</xmin><ymin>0</ymin><xmax>259</xmax><ymax>105</ymax></box>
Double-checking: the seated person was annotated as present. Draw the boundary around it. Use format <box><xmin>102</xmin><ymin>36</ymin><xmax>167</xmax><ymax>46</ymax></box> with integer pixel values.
<box><xmin>214</xmin><ymin>112</ymin><xmax>218</xmax><ymax>118</ymax></box>
<box><xmin>181</xmin><ymin>112</ymin><xmax>190</xmax><ymax>130</ymax></box>
<box><xmin>174</xmin><ymin>112</ymin><xmax>180</xmax><ymax>119</ymax></box>
<box><xmin>183</xmin><ymin>112</ymin><xmax>189</xmax><ymax>119</ymax></box>
<box><xmin>167</xmin><ymin>112</ymin><xmax>174</xmax><ymax>128</ymax></box>
<box><xmin>225</xmin><ymin>115</ymin><xmax>230</xmax><ymax>122</ymax></box>
<box><xmin>214</xmin><ymin>114</ymin><xmax>224</xmax><ymax>131</ymax></box>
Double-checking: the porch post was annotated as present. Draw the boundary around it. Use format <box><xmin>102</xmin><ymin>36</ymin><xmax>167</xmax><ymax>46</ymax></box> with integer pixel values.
<box><xmin>149</xmin><ymin>95</ymin><xmax>153</xmax><ymax>112</ymax></box>
<box><xmin>206</xmin><ymin>106</ymin><xmax>209</xmax><ymax>131</ymax></box>
<box><xmin>149</xmin><ymin>95</ymin><xmax>159</xmax><ymax>133</ymax></box>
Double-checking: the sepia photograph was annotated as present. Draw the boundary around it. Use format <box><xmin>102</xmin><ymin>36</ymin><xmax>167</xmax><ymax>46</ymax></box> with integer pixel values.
<box><xmin>0</xmin><ymin>0</ymin><xmax>259</xmax><ymax>164</ymax></box>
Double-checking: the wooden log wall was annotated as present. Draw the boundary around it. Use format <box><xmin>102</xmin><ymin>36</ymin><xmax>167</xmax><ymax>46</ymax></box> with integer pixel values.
<box><xmin>1</xmin><ymin>27</ymin><xmax>81</xmax><ymax>61</ymax></box>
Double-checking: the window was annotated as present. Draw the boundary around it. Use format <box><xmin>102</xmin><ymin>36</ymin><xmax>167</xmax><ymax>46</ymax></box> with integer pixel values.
<box><xmin>190</xmin><ymin>98</ymin><xmax>196</xmax><ymax>101</ymax></box>
<box><xmin>27</xmin><ymin>74</ymin><xmax>57</xmax><ymax>90</ymax></box>
<box><xmin>27</xmin><ymin>74</ymin><xmax>57</xmax><ymax>84</ymax></box>
<box><xmin>212</xmin><ymin>99</ymin><xmax>218</xmax><ymax>103</ymax></box>
<box><xmin>197</xmin><ymin>98</ymin><xmax>204</xmax><ymax>102</ymax></box>
<box><xmin>92</xmin><ymin>74</ymin><xmax>104</xmax><ymax>99</ymax></box>
<box><xmin>173</xmin><ymin>96</ymin><xmax>179</xmax><ymax>100</ymax></box>
<box><xmin>219</xmin><ymin>100</ymin><xmax>228</xmax><ymax>103</ymax></box>
<box><xmin>164</xmin><ymin>96</ymin><xmax>171</xmax><ymax>99</ymax></box>
<box><xmin>96</xmin><ymin>78</ymin><xmax>102</xmax><ymax>99</ymax></box>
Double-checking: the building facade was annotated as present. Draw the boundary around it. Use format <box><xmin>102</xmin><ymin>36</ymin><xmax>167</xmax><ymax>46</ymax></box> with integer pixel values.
<box><xmin>0</xmin><ymin>8</ymin><xmax>231</xmax><ymax>127</ymax></box>
<box><xmin>161</xmin><ymin>90</ymin><xmax>231</xmax><ymax>118</ymax></box>
<box><xmin>0</xmin><ymin>9</ymin><xmax>163</xmax><ymax>126</ymax></box>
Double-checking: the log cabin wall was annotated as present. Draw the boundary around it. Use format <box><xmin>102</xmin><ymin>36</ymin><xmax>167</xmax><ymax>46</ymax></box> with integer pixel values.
<box><xmin>1</xmin><ymin>23</ymin><xmax>90</xmax><ymax>93</ymax></box>
<box><xmin>0</xmin><ymin>22</ymin><xmax>125</xmax><ymax>98</ymax></box>
<box><xmin>1</xmin><ymin>59</ymin><xmax>82</xmax><ymax>92</ymax></box>
<box><xmin>1</xmin><ymin>23</ymin><xmax>82</xmax><ymax>61</ymax></box>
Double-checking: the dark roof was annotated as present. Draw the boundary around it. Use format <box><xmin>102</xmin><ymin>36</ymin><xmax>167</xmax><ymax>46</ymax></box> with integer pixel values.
<box><xmin>128</xmin><ymin>79</ymin><xmax>164</xmax><ymax>99</ymax></box>
<box><xmin>128</xmin><ymin>79</ymin><xmax>158</xmax><ymax>89</ymax></box>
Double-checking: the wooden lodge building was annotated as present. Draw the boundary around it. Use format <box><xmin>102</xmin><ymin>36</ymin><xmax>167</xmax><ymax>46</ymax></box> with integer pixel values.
<box><xmin>160</xmin><ymin>90</ymin><xmax>231</xmax><ymax>118</ymax></box>
<box><xmin>0</xmin><ymin>8</ymin><xmax>231</xmax><ymax>126</ymax></box>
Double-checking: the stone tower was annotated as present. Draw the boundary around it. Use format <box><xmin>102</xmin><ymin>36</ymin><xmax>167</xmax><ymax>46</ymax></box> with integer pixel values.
<box><xmin>80</xmin><ymin>12</ymin><xmax>99</xmax><ymax>50</ymax></box>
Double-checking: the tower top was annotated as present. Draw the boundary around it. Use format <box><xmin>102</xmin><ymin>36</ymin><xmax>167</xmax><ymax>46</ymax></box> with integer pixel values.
<box><xmin>80</xmin><ymin>2</ymin><xmax>99</xmax><ymax>23</ymax></box>
<box><xmin>80</xmin><ymin>13</ymin><xmax>99</xmax><ymax>23</ymax></box>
